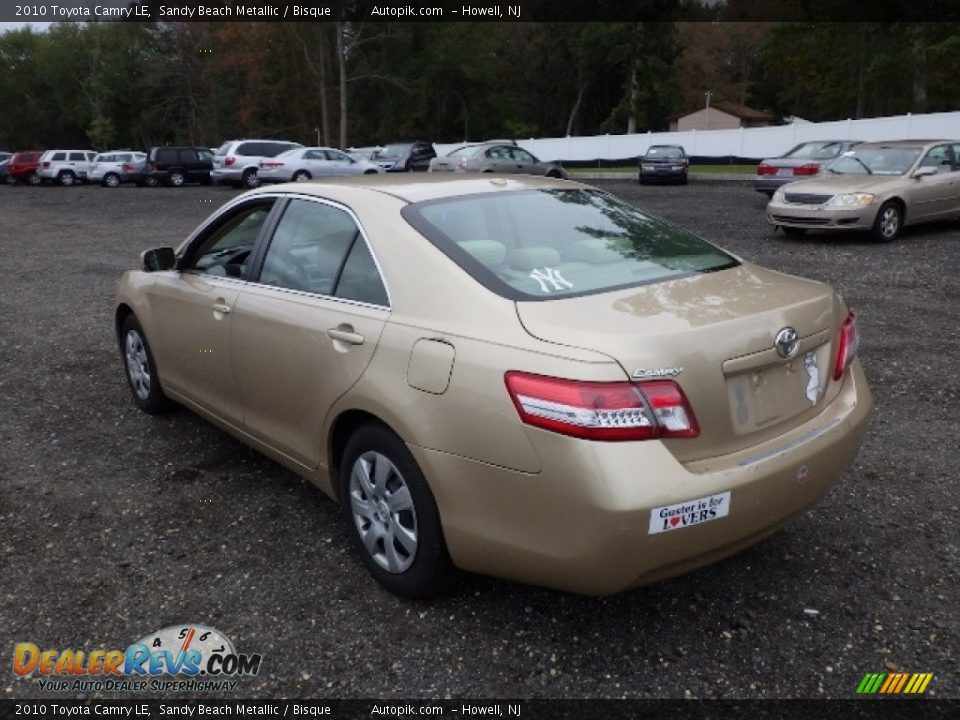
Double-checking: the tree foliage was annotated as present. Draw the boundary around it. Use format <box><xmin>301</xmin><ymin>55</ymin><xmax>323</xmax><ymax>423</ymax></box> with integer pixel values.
<box><xmin>0</xmin><ymin>20</ymin><xmax>956</xmax><ymax>151</ymax></box>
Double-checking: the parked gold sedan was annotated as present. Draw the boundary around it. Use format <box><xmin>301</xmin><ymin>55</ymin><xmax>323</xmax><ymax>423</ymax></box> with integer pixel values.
<box><xmin>767</xmin><ymin>139</ymin><xmax>960</xmax><ymax>241</ymax></box>
<box><xmin>116</xmin><ymin>175</ymin><xmax>872</xmax><ymax>597</ymax></box>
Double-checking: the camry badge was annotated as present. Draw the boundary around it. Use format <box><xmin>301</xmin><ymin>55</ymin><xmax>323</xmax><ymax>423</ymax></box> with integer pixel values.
<box><xmin>632</xmin><ymin>367</ymin><xmax>683</xmax><ymax>379</ymax></box>
<box><xmin>775</xmin><ymin>327</ymin><xmax>799</xmax><ymax>359</ymax></box>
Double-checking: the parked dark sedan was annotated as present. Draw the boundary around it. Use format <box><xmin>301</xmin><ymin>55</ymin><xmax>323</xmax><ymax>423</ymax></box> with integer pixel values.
<box><xmin>639</xmin><ymin>145</ymin><xmax>689</xmax><ymax>184</ymax></box>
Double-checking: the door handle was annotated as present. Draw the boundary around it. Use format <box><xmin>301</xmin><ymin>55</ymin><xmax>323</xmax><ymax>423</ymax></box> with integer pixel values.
<box><xmin>327</xmin><ymin>328</ymin><xmax>364</xmax><ymax>345</ymax></box>
<box><xmin>211</xmin><ymin>302</ymin><xmax>232</xmax><ymax>315</ymax></box>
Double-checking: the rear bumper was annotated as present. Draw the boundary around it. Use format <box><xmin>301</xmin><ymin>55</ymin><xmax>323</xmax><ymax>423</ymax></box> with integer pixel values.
<box><xmin>640</xmin><ymin>166</ymin><xmax>687</xmax><ymax>182</ymax></box>
<box><xmin>412</xmin><ymin>361</ymin><xmax>872</xmax><ymax>595</ymax></box>
<box><xmin>210</xmin><ymin>168</ymin><xmax>244</xmax><ymax>184</ymax></box>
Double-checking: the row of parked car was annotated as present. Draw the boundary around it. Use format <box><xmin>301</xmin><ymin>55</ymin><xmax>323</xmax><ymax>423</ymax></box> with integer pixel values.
<box><xmin>634</xmin><ymin>137</ymin><xmax>960</xmax><ymax>242</ymax></box>
<box><xmin>0</xmin><ymin>138</ymin><xmax>571</xmax><ymax>189</ymax></box>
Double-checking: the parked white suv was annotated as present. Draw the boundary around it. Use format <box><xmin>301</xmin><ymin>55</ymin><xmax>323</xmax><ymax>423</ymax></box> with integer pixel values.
<box><xmin>37</xmin><ymin>150</ymin><xmax>97</xmax><ymax>186</ymax></box>
<box><xmin>211</xmin><ymin>139</ymin><xmax>302</xmax><ymax>189</ymax></box>
<box><xmin>88</xmin><ymin>150</ymin><xmax>146</xmax><ymax>187</ymax></box>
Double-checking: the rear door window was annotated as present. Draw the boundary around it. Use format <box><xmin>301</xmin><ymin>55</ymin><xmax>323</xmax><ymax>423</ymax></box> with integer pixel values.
<box><xmin>256</xmin><ymin>199</ymin><xmax>388</xmax><ymax>306</ymax></box>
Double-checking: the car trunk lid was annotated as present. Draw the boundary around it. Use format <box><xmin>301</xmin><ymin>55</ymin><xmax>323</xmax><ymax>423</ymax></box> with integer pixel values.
<box><xmin>515</xmin><ymin>263</ymin><xmax>840</xmax><ymax>462</ymax></box>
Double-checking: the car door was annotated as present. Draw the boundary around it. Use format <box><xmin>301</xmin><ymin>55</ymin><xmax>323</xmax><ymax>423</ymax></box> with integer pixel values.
<box><xmin>296</xmin><ymin>149</ymin><xmax>324</xmax><ymax>176</ymax></box>
<box><xmin>301</xmin><ymin>149</ymin><xmax>333</xmax><ymax>176</ymax></box>
<box><xmin>909</xmin><ymin>144</ymin><xmax>956</xmax><ymax>221</ymax></box>
<box><xmin>324</xmin><ymin>149</ymin><xmax>358</xmax><ymax>176</ymax></box>
<box><xmin>510</xmin><ymin>147</ymin><xmax>538</xmax><ymax>174</ymax></box>
<box><xmin>483</xmin><ymin>146</ymin><xmax>512</xmax><ymax>172</ymax></box>
<box><xmin>230</xmin><ymin>196</ymin><xmax>390</xmax><ymax>468</ymax></box>
<box><xmin>146</xmin><ymin>199</ymin><xmax>277</xmax><ymax>426</ymax></box>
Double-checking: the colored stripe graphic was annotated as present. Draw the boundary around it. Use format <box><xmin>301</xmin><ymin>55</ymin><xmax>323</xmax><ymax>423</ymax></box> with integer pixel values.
<box><xmin>857</xmin><ymin>672</ymin><xmax>932</xmax><ymax>694</ymax></box>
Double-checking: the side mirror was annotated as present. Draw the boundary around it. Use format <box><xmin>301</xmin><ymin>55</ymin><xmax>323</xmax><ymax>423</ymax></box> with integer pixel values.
<box><xmin>912</xmin><ymin>166</ymin><xmax>937</xmax><ymax>179</ymax></box>
<box><xmin>142</xmin><ymin>247</ymin><xmax>176</xmax><ymax>272</ymax></box>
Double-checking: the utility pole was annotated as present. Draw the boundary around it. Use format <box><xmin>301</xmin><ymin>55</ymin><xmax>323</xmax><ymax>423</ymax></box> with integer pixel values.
<box><xmin>704</xmin><ymin>90</ymin><xmax>712</xmax><ymax>131</ymax></box>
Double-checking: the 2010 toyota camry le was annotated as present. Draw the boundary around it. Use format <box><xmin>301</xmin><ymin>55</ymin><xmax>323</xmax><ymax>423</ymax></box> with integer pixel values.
<box><xmin>115</xmin><ymin>175</ymin><xmax>872</xmax><ymax>598</ymax></box>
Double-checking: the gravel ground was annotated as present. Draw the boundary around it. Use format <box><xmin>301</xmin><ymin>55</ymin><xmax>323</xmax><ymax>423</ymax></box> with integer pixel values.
<box><xmin>1</xmin><ymin>179</ymin><xmax>958</xmax><ymax>700</ymax></box>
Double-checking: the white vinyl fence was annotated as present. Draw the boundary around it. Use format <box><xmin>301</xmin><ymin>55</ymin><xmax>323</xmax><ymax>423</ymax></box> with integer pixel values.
<box><xmin>434</xmin><ymin>110</ymin><xmax>960</xmax><ymax>163</ymax></box>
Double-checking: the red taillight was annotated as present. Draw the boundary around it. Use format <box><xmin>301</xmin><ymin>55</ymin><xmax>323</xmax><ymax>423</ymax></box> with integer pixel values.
<box><xmin>504</xmin><ymin>372</ymin><xmax>699</xmax><ymax>442</ymax></box>
<box><xmin>757</xmin><ymin>163</ymin><xmax>777</xmax><ymax>175</ymax></box>
<box><xmin>149</xmin><ymin>161</ymin><xmax>157</xmax><ymax>171</ymax></box>
<box><xmin>42</xmin><ymin>161</ymin><xmax>50</xmax><ymax>168</ymax></box>
<box><xmin>793</xmin><ymin>163</ymin><xmax>820</xmax><ymax>176</ymax></box>
<box><xmin>833</xmin><ymin>311</ymin><xmax>860</xmax><ymax>381</ymax></box>
<box><xmin>122</xmin><ymin>163</ymin><xmax>133</xmax><ymax>172</ymax></box>
<box><xmin>224</xmin><ymin>156</ymin><xmax>235</xmax><ymax>166</ymax></box>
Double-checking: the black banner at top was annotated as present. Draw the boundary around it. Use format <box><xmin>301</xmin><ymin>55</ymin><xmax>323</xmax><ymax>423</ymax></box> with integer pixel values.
<box><xmin>0</xmin><ymin>699</ymin><xmax>959</xmax><ymax>719</ymax></box>
<box><xmin>2</xmin><ymin>0</ymin><xmax>960</xmax><ymax>24</ymax></box>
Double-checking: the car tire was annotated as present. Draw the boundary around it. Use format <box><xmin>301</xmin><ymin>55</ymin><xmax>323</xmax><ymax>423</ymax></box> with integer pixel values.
<box><xmin>119</xmin><ymin>314</ymin><xmax>175</xmax><ymax>415</ymax></box>
<box><xmin>872</xmin><ymin>200</ymin><xmax>902</xmax><ymax>242</ymax></box>
<box><xmin>545</xmin><ymin>170</ymin><xmax>562</xmax><ymax>179</ymax></box>
<box><xmin>102</xmin><ymin>173</ymin><xmax>120</xmax><ymax>188</ymax></box>
<box><xmin>167</xmin><ymin>170</ymin><xmax>186</xmax><ymax>187</ymax></box>
<box><xmin>679</xmin><ymin>175</ymin><xmax>689</xmax><ymax>185</ymax></box>
<box><xmin>58</xmin><ymin>171</ymin><xmax>76</xmax><ymax>187</ymax></box>
<box><xmin>241</xmin><ymin>169</ymin><xmax>259</xmax><ymax>189</ymax></box>
<box><xmin>363</xmin><ymin>169</ymin><xmax>378</xmax><ymax>175</ymax></box>
<box><xmin>27</xmin><ymin>171</ymin><xmax>41</xmax><ymax>186</ymax></box>
<box><xmin>340</xmin><ymin>423</ymin><xmax>451</xmax><ymax>599</ymax></box>
<box><xmin>783</xmin><ymin>226</ymin><xmax>807</xmax><ymax>237</ymax></box>
<box><xmin>292</xmin><ymin>170</ymin><xmax>311</xmax><ymax>182</ymax></box>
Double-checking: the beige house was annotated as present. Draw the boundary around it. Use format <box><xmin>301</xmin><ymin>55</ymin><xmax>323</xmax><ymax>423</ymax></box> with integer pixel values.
<box><xmin>669</xmin><ymin>101</ymin><xmax>776</xmax><ymax>132</ymax></box>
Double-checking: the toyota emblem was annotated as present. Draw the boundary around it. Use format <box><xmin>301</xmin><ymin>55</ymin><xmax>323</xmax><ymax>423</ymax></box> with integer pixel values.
<box><xmin>775</xmin><ymin>327</ymin><xmax>799</xmax><ymax>359</ymax></box>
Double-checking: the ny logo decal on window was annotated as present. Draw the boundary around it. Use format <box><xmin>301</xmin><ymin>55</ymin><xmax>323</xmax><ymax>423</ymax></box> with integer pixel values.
<box><xmin>529</xmin><ymin>267</ymin><xmax>574</xmax><ymax>293</ymax></box>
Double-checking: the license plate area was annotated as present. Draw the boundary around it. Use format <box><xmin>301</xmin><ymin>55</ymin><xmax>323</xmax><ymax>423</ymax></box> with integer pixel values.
<box><xmin>725</xmin><ymin>344</ymin><xmax>829</xmax><ymax>434</ymax></box>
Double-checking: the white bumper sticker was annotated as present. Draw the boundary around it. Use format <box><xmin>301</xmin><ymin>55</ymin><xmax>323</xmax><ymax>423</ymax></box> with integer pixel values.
<box><xmin>648</xmin><ymin>491</ymin><xmax>731</xmax><ymax>535</ymax></box>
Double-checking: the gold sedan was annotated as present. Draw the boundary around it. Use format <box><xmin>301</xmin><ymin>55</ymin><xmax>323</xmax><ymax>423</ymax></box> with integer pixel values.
<box><xmin>116</xmin><ymin>175</ymin><xmax>872</xmax><ymax>597</ymax></box>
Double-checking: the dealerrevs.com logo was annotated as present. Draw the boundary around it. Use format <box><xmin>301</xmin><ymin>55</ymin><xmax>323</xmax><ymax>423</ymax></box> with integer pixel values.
<box><xmin>13</xmin><ymin>624</ymin><xmax>262</xmax><ymax>693</ymax></box>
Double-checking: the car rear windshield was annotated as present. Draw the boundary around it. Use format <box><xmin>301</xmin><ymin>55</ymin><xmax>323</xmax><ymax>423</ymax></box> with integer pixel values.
<box><xmin>402</xmin><ymin>189</ymin><xmax>738</xmax><ymax>301</ymax></box>
<box><xmin>783</xmin><ymin>141</ymin><xmax>844</xmax><ymax>160</ymax></box>
<box><xmin>646</xmin><ymin>146</ymin><xmax>684</xmax><ymax>158</ymax></box>
<box><xmin>446</xmin><ymin>145</ymin><xmax>483</xmax><ymax>159</ymax></box>
<box><xmin>215</xmin><ymin>142</ymin><xmax>231</xmax><ymax>156</ymax></box>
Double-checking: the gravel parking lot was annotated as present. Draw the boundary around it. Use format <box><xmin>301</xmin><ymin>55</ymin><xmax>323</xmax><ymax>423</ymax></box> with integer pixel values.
<box><xmin>1</xmin><ymin>179</ymin><xmax>957</xmax><ymax>700</ymax></box>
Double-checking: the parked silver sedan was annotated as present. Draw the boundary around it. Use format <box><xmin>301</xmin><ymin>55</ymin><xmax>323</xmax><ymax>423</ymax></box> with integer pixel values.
<box><xmin>257</xmin><ymin>147</ymin><xmax>383</xmax><ymax>183</ymax></box>
<box><xmin>754</xmin><ymin>140</ymin><xmax>862</xmax><ymax>196</ymax></box>
<box><xmin>429</xmin><ymin>143</ymin><xmax>567</xmax><ymax>178</ymax></box>
<box><xmin>767</xmin><ymin>139</ymin><xmax>960</xmax><ymax>241</ymax></box>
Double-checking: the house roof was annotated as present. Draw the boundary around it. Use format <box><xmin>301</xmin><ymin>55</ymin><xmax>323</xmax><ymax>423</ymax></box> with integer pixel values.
<box><xmin>670</xmin><ymin>100</ymin><xmax>776</xmax><ymax>122</ymax></box>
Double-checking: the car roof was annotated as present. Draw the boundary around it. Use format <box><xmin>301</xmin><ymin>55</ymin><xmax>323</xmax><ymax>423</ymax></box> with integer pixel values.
<box><xmin>855</xmin><ymin>139</ymin><xmax>956</xmax><ymax>148</ymax></box>
<box><xmin>245</xmin><ymin>173</ymin><xmax>585</xmax><ymax>205</ymax></box>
